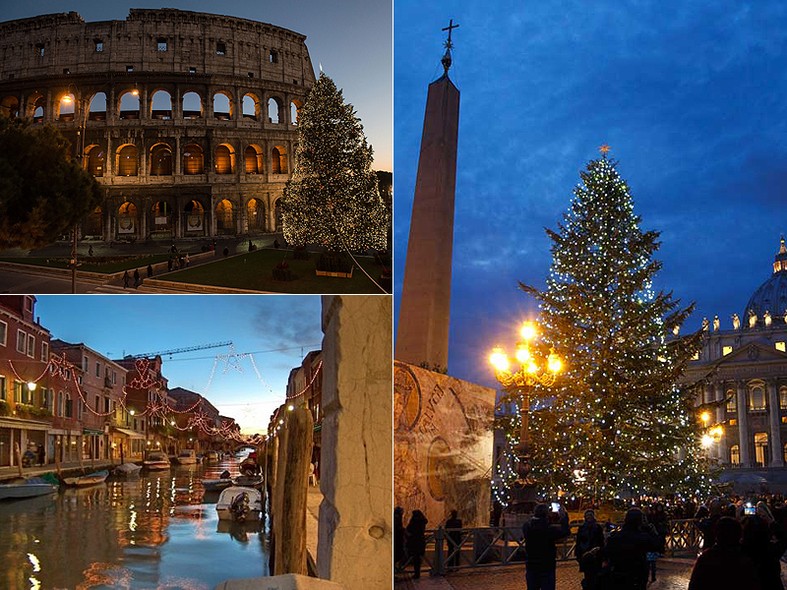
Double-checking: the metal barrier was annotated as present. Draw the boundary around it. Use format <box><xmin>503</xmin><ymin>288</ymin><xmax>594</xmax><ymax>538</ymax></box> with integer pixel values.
<box><xmin>395</xmin><ymin>519</ymin><xmax>703</xmax><ymax>577</ymax></box>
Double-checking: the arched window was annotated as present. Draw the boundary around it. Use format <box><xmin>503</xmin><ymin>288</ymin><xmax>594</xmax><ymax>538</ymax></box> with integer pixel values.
<box><xmin>730</xmin><ymin>445</ymin><xmax>740</xmax><ymax>465</ymax></box>
<box><xmin>119</xmin><ymin>90</ymin><xmax>140</xmax><ymax>120</ymax></box>
<box><xmin>215</xmin><ymin>199</ymin><xmax>234</xmax><ymax>234</ymax></box>
<box><xmin>184</xmin><ymin>200</ymin><xmax>205</xmax><ymax>233</ymax></box>
<box><xmin>149</xmin><ymin>144</ymin><xmax>173</xmax><ymax>176</ymax></box>
<box><xmin>214</xmin><ymin>145</ymin><xmax>235</xmax><ymax>174</ymax></box>
<box><xmin>780</xmin><ymin>387</ymin><xmax>787</xmax><ymax>410</ymax></box>
<box><xmin>726</xmin><ymin>389</ymin><xmax>737</xmax><ymax>413</ymax></box>
<box><xmin>182</xmin><ymin>91</ymin><xmax>202</xmax><ymax>119</ymax></box>
<box><xmin>271</xmin><ymin>146</ymin><xmax>287</xmax><ymax>174</ymax></box>
<box><xmin>290</xmin><ymin>100</ymin><xmax>302</xmax><ymax>125</ymax></box>
<box><xmin>213</xmin><ymin>92</ymin><xmax>232</xmax><ymax>120</ymax></box>
<box><xmin>85</xmin><ymin>145</ymin><xmax>105</xmax><ymax>177</ymax></box>
<box><xmin>57</xmin><ymin>391</ymin><xmax>64</xmax><ymax>417</ymax></box>
<box><xmin>152</xmin><ymin>201</ymin><xmax>173</xmax><ymax>232</ymax></box>
<box><xmin>28</xmin><ymin>94</ymin><xmax>45</xmax><ymax>122</ymax></box>
<box><xmin>88</xmin><ymin>92</ymin><xmax>107</xmax><ymax>121</ymax></box>
<box><xmin>150</xmin><ymin>90</ymin><xmax>173</xmax><ymax>120</ymax></box>
<box><xmin>183</xmin><ymin>144</ymin><xmax>204</xmax><ymax>175</ymax></box>
<box><xmin>117</xmin><ymin>145</ymin><xmax>138</xmax><ymax>176</ymax></box>
<box><xmin>267</xmin><ymin>97</ymin><xmax>280</xmax><ymax>124</ymax></box>
<box><xmin>247</xmin><ymin>198</ymin><xmax>265</xmax><ymax>231</ymax></box>
<box><xmin>754</xmin><ymin>432</ymin><xmax>768</xmax><ymax>466</ymax></box>
<box><xmin>242</xmin><ymin>94</ymin><xmax>259</xmax><ymax>120</ymax></box>
<box><xmin>244</xmin><ymin>145</ymin><xmax>263</xmax><ymax>174</ymax></box>
<box><xmin>57</xmin><ymin>93</ymin><xmax>75</xmax><ymax>121</ymax></box>
<box><xmin>0</xmin><ymin>95</ymin><xmax>20</xmax><ymax>118</ymax></box>
<box><xmin>118</xmin><ymin>202</ymin><xmax>138</xmax><ymax>235</ymax></box>
<box><xmin>749</xmin><ymin>386</ymin><xmax>766</xmax><ymax>411</ymax></box>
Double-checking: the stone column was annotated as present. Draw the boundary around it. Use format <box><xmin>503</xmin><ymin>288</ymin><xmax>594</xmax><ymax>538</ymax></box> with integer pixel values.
<box><xmin>768</xmin><ymin>381</ymin><xmax>784</xmax><ymax>467</ymax></box>
<box><xmin>318</xmin><ymin>296</ymin><xmax>392</xmax><ymax>589</ymax></box>
<box><xmin>715</xmin><ymin>382</ymin><xmax>728</xmax><ymax>463</ymax></box>
<box><xmin>737</xmin><ymin>381</ymin><xmax>751</xmax><ymax>467</ymax></box>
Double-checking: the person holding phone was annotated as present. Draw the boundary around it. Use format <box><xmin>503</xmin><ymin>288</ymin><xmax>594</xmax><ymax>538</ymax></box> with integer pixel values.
<box><xmin>522</xmin><ymin>503</ymin><xmax>570</xmax><ymax>590</ymax></box>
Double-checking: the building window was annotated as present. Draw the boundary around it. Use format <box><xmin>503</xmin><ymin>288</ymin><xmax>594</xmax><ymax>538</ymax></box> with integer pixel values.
<box><xmin>216</xmin><ymin>42</ymin><xmax>226</xmax><ymax>56</ymax></box>
<box><xmin>730</xmin><ymin>445</ymin><xmax>740</xmax><ymax>465</ymax></box>
<box><xmin>35</xmin><ymin>43</ymin><xmax>45</xmax><ymax>57</ymax></box>
<box><xmin>95</xmin><ymin>40</ymin><xmax>104</xmax><ymax>52</ymax></box>
<box><xmin>26</xmin><ymin>334</ymin><xmax>34</xmax><ymax>358</ymax></box>
<box><xmin>96</xmin><ymin>362</ymin><xmax>101</xmax><ymax>377</ymax></box>
<box><xmin>726</xmin><ymin>390</ymin><xmax>737</xmax><ymax>412</ymax></box>
<box><xmin>750</xmin><ymin>386</ymin><xmax>766</xmax><ymax>411</ymax></box>
<box><xmin>16</xmin><ymin>330</ymin><xmax>26</xmax><ymax>353</ymax></box>
<box><xmin>188</xmin><ymin>66</ymin><xmax>197</xmax><ymax>74</ymax></box>
<box><xmin>722</xmin><ymin>346</ymin><xmax>733</xmax><ymax>356</ymax></box>
<box><xmin>691</xmin><ymin>351</ymin><xmax>700</xmax><ymax>361</ymax></box>
<box><xmin>157</xmin><ymin>38</ymin><xmax>168</xmax><ymax>52</ymax></box>
<box><xmin>65</xmin><ymin>395</ymin><xmax>73</xmax><ymax>418</ymax></box>
<box><xmin>755</xmin><ymin>432</ymin><xmax>768</xmax><ymax>467</ymax></box>
<box><xmin>269</xmin><ymin>49</ymin><xmax>278</xmax><ymax>63</ymax></box>
<box><xmin>83</xmin><ymin>356</ymin><xmax>89</xmax><ymax>371</ymax></box>
<box><xmin>776</xmin><ymin>342</ymin><xmax>786</xmax><ymax>352</ymax></box>
<box><xmin>0</xmin><ymin>320</ymin><xmax>6</xmax><ymax>346</ymax></box>
<box><xmin>126</xmin><ymin>65</ymin><xmax>134</xmax><ymax>73</ymax></box>
<box><xmin>0</xmin><ymin>375</ymin><xmax>5</xmax><ymax>400</ymax></box>
<box><xmin>13</xmin><ymin>380</ymin><xmax>26</xmax><ymax>404</ymax></box>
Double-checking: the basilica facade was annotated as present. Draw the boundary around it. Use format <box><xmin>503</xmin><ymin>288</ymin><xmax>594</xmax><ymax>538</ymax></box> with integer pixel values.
<box><xmin>0</xmin><ymin>9</ymin><xmax>314</xmax><ymax>241</ymax></box>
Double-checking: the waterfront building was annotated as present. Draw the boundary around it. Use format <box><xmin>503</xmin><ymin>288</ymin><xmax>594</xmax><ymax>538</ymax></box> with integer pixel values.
<box><xmin>168</xmin><ymin>386</ymin><xmax>221</xmax><ymax>453</ymax></box>
<box><xmin>0</xmin><ymin>8</ymin><xmax>314</xmax><ymax>242</ymax></box>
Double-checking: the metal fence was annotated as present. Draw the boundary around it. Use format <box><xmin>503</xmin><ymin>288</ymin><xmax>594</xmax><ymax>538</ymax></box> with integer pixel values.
<box><xmin>395</xmin><ymin>519</ymin><xmax>702</xmax><ymax>577</ymax></box>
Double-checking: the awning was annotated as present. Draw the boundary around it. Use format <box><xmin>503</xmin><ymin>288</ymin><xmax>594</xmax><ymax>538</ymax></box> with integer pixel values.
<box><xmin>83</xmin><ymin>428</ymin><xmax>104</xmax><ymax>436</ymax></box>
<box><xmin>0</xmin><ymin>418</ymin><xmax>50</xmax><ymax>431</ymax></box>
<box><xmin>112</xmin><ymin>427</ymin><xmax>145</xmax><ymax>439</ymax></box>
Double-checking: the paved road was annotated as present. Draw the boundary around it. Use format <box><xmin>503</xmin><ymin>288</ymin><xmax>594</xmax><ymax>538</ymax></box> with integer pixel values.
<box><xmin>0</xmin><ymin>267</ymin><xmax>97</xmax><ymax>294</ymax></box>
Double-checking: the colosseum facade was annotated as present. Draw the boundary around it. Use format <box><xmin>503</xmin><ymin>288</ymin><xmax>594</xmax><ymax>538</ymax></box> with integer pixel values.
<box><xmin>0</xmin><ymin>9</ymin><xmax>315</xmax><ymax>242</ymax></box>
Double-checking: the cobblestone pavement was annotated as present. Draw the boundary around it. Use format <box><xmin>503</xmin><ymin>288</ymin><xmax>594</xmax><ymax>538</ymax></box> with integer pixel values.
<box><xmin>395</xmin><ymin>557</ymin><xmax>694</xmax><ymax>590</ymax></box>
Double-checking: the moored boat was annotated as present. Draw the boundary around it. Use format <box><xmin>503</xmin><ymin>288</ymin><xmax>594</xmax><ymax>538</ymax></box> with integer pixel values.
<box><xmin>233</xmin><ymin>475</ymin><xmax>263</xmax><ymax>489</ymax></box>
<box><xmin>216</xmin><ymin>486</ymin><xmax>262</xmax><ymax>522</ymax></box>
<box><xmin>205</xmin><ymin>450</ymin><xmax>219</xmax><ymax>461</ymax></box>
<box><xmin>63</xmin><ymin>470</ymin><xmax>109</xmax><ymax>487</ymax></box>
<box><xmin>114</xmin><ymin>463</ymin><xmax>142</xmax><ymax>476</ymax></box>
<box><xmin>202</xmin><ymin>478</ymin><xmax>233</xmax><ymax>492</ymax></box>
<box><xmin>176</xmin><ymin>449</ymin><xmax>197</xmax><ymax>465</ymax></box>
<box><xmin>143</xmin><ymin>452</ymin><xmax>171</xmax><ymax>470</ymax></box>
<box><xmin>0</xmin><ymin>477</ymin><xmax>59</xmax><ymax>500</ymax></box>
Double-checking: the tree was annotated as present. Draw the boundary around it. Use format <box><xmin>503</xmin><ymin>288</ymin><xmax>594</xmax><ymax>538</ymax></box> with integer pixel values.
<box><xmin>507</xmin><ymin>153</ymin><xmax>711</xmax><ymax>501</ymax></box>
<box><xmin>281</xmin><ymin>73</ymin><xmax>388</xmax><ymax>252</ymax></box>
<box><xmin>0</xmin><ymin>117</ymin><xmax>102</xmax><ymax>249</ymax></box>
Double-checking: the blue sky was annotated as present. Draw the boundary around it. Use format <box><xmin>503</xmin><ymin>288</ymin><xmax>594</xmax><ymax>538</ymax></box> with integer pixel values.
<box><xmin>35</xmin><ymin>295</ymin><xmax>323</xmax><ymax>434</ymax></box>
<box><xmin>394</xmin><ymin>1</ymin><xmax>787</xmax><ymax>388</ymax></box>
<box><xmin>1</xmin><ymin>0</ymin><xmax>391</xmax><ymax>170</ymax></box>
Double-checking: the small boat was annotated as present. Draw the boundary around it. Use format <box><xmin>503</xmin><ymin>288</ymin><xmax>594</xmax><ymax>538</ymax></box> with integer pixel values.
<box><xmin>202</xmin><ymin>478</ymin><xmax>234</xmax><ymax>492</ymax></box>
<box><xmin>63</xmin><ymin>470</ymin><xmax>109</xmax><ymax>487</ymax></box>
<box><xmin>216</xmin><ymin>486</ymin><xmax>263</xmax><ymax>522</ymax></box>
<box><xmin>114</xmin><ymin>463</ymin><xmax>142</xmax><ymax>476</ymax></box>
<box><xmin>0</xmin><ymin>477</ymin><xmax>59</xmax><ymax>500</ymax></box>
<box><xmin>143</xmin><ymin>452</ymin><xmax>171</xmax><ymax>470</ymax></box>
<box><xmin>205</xmin><ymin>450</ymin><xmax>219</xmax><ymax>461</ymax></box>
<box><xmin>239</xmin><ymin>455</ymin><xmax>260</xmax><ymax>476</ymax></box>
<box><xmin>176</xmin><ymin>449</ymin><xmax>198</xmax><ymax>465</ymax></box>
<box><xmin>233</xmin><ymin>475</ymin><xmax>263</xmax><ymax>489</ymax></box>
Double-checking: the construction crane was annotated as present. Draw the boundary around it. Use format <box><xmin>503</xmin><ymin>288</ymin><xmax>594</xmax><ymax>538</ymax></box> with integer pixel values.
<box><xmin>124</xmin><ymin>341</ymin><xmax>233</xmax><ymax>360</ymax></box>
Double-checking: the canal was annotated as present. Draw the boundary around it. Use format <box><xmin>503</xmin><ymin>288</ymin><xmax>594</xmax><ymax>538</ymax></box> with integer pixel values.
<box><xmin>0</xmin><ymin>460</ymin><xmax>269</xmax><ymax>589</ymax></box>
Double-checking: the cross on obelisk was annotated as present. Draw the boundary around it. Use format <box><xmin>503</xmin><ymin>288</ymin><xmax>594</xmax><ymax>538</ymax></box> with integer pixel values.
<box><xmin>441</xmin><ymin>19</ymin><xmax>459</xmax><ymax>75</ymax></box>
<box><xmin>442</xmin><ymin>19</ymin><xmax>459</xmax><ymax>48</ymax></box>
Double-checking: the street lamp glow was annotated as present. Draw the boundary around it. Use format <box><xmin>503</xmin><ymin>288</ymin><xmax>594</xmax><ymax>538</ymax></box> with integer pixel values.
<box><xmin>701</xmin><ymin>433</ymin><xmax>713</xmax><ymax>448</ymax></box>
<box><xmin>489</xmin><ymin>347</ymin><xmax>510</xmax><ymax>373</ymax></box>
<box><xmin>287</xmin><ymin>404</ymin><xmax>295</xmax><ymax>411</ymax></box>
<box><xmin>547</xmin><ymin>351</ymin><xmax>563</xmax><ymax>374</ymax></box>
<box><xmin>129</xmin><ymin>409</ymin><xmax>135</xmax><ymax>416</ymax></box>
<box><xmin>515</xmin><ymin>344</ymin><xmax>531</xmax><ymax>364</ymax></box>
<box><xmin>519</xmin><ymin>322</ymin><xmax>537</xmax><ymax>341</ymax></box>
<box><xmin>700</xmin><ymin>411</ymin><xmax>711</xmax><ymax>424</ymax></box>
<box><xmin>27</xmin><ymin>382</ymin><xmax>37</xmax><ymax>392</ymax></box>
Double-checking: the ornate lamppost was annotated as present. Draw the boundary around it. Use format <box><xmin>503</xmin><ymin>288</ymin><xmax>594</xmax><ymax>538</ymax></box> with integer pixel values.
<box><xmin>489</xmin><ymin>321</ymin><xmax>563</xmax><ymax>513</ymax></box>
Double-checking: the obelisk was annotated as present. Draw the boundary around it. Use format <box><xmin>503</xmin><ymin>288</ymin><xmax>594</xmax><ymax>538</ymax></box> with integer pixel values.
<box><xmin>396</xmin><ymin>21</ymin><xmax>460</xmax><ymax>371</ymax></box>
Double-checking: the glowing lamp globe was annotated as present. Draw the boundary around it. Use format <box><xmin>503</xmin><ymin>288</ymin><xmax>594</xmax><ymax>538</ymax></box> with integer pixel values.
<box><xmin>519</xmin><ymin>322</ymin><xmax>537</xmax><ymax>341</ymax></box>
<box><xmin>489</xmin><ymin>347</ymin><xmax>510</xmax><ymax>373</ymax></box>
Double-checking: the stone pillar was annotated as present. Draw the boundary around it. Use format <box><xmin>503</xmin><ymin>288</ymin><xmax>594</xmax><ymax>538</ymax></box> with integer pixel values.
<box><xmin>715</xmin><ymin>382</ymin><xmax>728</xmax><ymax>463</ymax></box>
<box><xmin>737</xmin><ymin>382</ymin><xmax>751</xmax><ymax>467</ymax></box>
<box><xmin>768</xmin><ymin>381</ymin><xmax>784</xmax><ymax>467</ymax></box>
<box><xmin>318</xmin><ymin>296</ymin><xmax>391</xmax><ymax>589</ymax></box>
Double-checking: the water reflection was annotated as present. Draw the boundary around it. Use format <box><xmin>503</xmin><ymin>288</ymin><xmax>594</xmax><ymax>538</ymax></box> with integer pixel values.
<box><xmin>0</xmin><ymin>461</ymin><xmax>268</xmax><ymax>589</ymax></box>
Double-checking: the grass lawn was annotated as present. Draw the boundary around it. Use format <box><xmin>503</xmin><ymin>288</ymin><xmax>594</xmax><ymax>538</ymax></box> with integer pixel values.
<box><xmin>163</xmin><ymin>249</ymin><xmax>390</xmax><ymax>294</ymax></box>
<box><xmin>0</xmin><ymin>254</ymin><xmax>173</xmax><ymax>273</ymax></box>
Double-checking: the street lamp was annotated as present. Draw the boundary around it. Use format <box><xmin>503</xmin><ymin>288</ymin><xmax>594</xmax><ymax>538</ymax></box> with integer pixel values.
<box><xmin>489</xmin><ymin>320</ymin><xmax>563</xmax><ymax>513</ymax></box>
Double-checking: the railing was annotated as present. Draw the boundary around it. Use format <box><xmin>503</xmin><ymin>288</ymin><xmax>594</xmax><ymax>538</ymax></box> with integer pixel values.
<box><xmin>395</xmin><ymin>519</ymin><xmax>703</xmax><ymax>577</ymax></box>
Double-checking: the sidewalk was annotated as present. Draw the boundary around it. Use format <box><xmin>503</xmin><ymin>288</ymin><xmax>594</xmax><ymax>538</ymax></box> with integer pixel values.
<box><xmin>0</xmin><ymin>460</ymin><xmax>115</xmax><ymax>482</ymax></box>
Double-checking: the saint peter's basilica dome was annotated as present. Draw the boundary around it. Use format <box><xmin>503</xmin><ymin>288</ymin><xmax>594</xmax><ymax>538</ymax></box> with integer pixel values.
<box><xmin>745</xmin><ymin>238</ymin><xmax>787</xmax><ymax>319</ymax></box>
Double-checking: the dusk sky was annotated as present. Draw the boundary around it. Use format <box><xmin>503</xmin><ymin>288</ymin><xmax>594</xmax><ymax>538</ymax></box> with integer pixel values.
<box><xmin>1</xmin><ymin>0</ymin><xmax>392</xmax><ymax>171</ymax></box>
<box><xmin>394</xmin><ymin>2</ymin><xmax>787</xmax><ymax>389</ymax></box>
<box><xmin>34</xmin><ymin>295</ymin><xmax>323</xmax><ymax>434</ymax></box>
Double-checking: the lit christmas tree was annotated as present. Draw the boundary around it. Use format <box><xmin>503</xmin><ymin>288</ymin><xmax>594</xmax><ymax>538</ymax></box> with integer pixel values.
<box><xmin>503</xmin><ymin>150</ymin><xmax>712</xmax><ymax>502</ymax></box>
<box><xmin>281</xmin><ymin>73</ymin><xmax>388</xmax><ymax>252</ymax></box>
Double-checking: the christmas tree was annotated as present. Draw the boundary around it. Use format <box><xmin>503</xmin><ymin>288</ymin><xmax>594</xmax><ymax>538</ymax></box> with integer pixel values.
<box><xmin>504</xmin><ymin>152</ymin><xmax>712</xmax><ymax>502</ymax></box>
<box><xmin>281</xmin><ymin>73</ymin><xmax>388</xmax><ymax>252</ymax></box>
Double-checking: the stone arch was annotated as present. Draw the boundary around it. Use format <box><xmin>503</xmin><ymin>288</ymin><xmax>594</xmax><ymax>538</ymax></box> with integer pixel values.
<box><xmin>182</xmin><ymin>91</ymin><xmax>203</xmax><ymax>119</ymax></box>
<box><xmin>151</xmin><ymin>200</ymin><xmax>175</xmax><ymax>234</ymax></box>
<box><xmin>88</xmin><ymin>92</ymin><xmax>107</xmax><ymax>121</ymax></box>
<box><xmin>214</xmin><ymin>143</ymin><xmax>236</xmax><ymax>174</ymax></box>
<box><xmin>290</xmin><ymin>99</ymin><xmax>303</xmax><ymax>125</ymax></box>
<box><xmin>27</xmin><ymin>93</ymin><xmax>45</xmax><ymax>121</ymax></box>
<box><xmin>116</xmin><ymin>144</ymin><xmax>139</xmax><ymax>176</ymax></box>
<box><xmin>117</xmin><ymin>201</ymin><xmax>139</xmax><ymax>236</ymax></box>
<box><xmin>0</xmin><ymin>95</ymin><xmax>20</xmax><ymax>118</ymax></box>
<box><xmin>183</xmin><ymin>143</ymin><xmax>205</xmax><ymax>175</ymax></box>
<box><xmin>242</xmin><ymin>93</ymin><xmax>261</xmax><ymax>120</ymax></box>
<box><xmin>56</xmin><ymin>92</ymin><xmax>76</xmax><ymax>121</ymax></box>
<box><xmin>271</xmin><ymin>145</ymin><xmax>287</xmax><ymax>174</ymax></box>
<box><xmin>267</xmin><ymin>97</ymin><xmax>282</xmax><ymax>124</ymax></box>
<box><xmin>85</xmin><ymin>145</ymin><xmax>105</xmax><ymax>177</ymax></box>
<box><xmin>213</xmin><ymin>91</ymin><xmax>233</xmax><ymax>120</ymax></box>
<box><xmin>150</xmin><ymin>90</ymin><xmax>173</xmax><ymax>120</ymax></box>
<box><xmin>215</xmin><ymin>199</ymin><xmax>236</xmax><ymax>234</ymax></box>
<box><xmin>244</xmin><ymin>144</ymin><xmax>264</xmax><ymax>174</ymax></box>
<box><xmin>184</xmin><ymin>199</ymin><xmax>207</xmax><ymax>234</ymax></box>
<box><xmin>149</xmin><ymin>142</ymin><xmax>173</xmax><ymax>176</ymax></box>
<box><xmin>118</xmin><ymin>89</ymin><xmax>140</xmax><ymax>120</ymax></box>
<box><xmin>83</xmin><ymin>205</ymin><xmax>103</xmax><ymax>237</ymax></box>
<box><xmin>246</xmin><ymin>198</ymin><xmax>266</xmax><ymax>232</ymax></box>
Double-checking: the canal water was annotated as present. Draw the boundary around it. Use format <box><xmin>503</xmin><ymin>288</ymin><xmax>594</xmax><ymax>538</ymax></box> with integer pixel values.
<box><xmin>0</xmin><ymin>460</ymin><xmax>269</xmax><ymax>590</ymax></box>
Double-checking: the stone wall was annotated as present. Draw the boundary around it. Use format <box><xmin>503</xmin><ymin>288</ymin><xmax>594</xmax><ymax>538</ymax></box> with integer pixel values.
<box><xmin>394</xmin><ymin>361</ymin><xmax>495</xmax><ymax>528</ymax></box>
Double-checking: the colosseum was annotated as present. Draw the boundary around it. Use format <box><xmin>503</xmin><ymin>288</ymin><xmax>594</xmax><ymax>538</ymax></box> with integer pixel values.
<box><xmin>0</xmin><ymin>8</ymin><xmax>315</xmax><ymax>242</ymax></box>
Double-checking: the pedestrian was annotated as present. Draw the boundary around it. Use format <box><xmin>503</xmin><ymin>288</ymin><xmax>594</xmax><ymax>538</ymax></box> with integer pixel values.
<box><xmin>740</xmin><ymin>502</ymin><xmax>787</xmax><ymax>590</ymax></box>
<box><xmin>185</xmin><ymin>253</ymin><xmax>190</xmax><ymax>267</ymax></box>
<box><xmin>405</xmin><ymin>509</ymin><xmax>428</xmax><ymax>579</ymax></box>
<box><xmin>688</xmin><ymin>516</ymin><xmax>760</xmax><ymax>590</ymax></box>
<box><xmin>697</xmin><ymin>499</ymin><xmax>724</xmax><ymax>551</ymax></box>
<box><xmin>273</xmin><ymin>238</ymin><xmax>280</xmax><ymax>249</ymax></box>
<box><xmin>646</xmin><ymin>503</ymin><xmax>668</xmax><ymax>582</ymax></box>
<box><xmin>598</xmin><ymin>507</ymin><xmax>662</xmax><ymax>590</ymax></box>
<box><xmin>445</xmin><ymin>509</ymin><xmax>463</xmax><ymax>568</ymax></box>
<box><xmin>122</xmin><ymin>270</ymin><xmax>130</xmax><ymax>288</ymax></box>
<box><xmin>522</xmin><ymin>503</ymin><xmax>570</xmax><ymax>590</ymax></box>
<box><xmin>146</xmin><ymin>263</ymin><xmax>153</xmax><ymax>278</ymax></box>
<box><xmin>394</xmin><ymin>506</ymin><xmax>406</xmax><ymax>570</ymax></box>
<box><xmin>576</xmin><ymin>509</ymin><xmax>605</xmax><ymax>590</ymax></box>
<box><xmin>167</xmin><ymin>257</ymin><xmax>173</xmax><ymax>272</ymax></box>
<box><xmin>133</xmin><ymin>268</ymin><xmax>140</xmax><ymax>289</ymax></box>
<box><xmin>88</xmin><ymin>245</ymin><xmax>94</xmax><ymax>257</ymax></box>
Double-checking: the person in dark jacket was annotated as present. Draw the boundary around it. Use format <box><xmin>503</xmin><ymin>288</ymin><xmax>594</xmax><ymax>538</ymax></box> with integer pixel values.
<box><xmin>405</xmin><ymin>509</ymin><xmax>428</xmax><ymax>579</ymax></box>
<box><xmin>394</xmin><ymin>506</ymin><xmax>406</xmax><ymax>569</ymax></box>
<box><xmin>696</xmin><ymin>499</ymin><xmax>723</xmax><ymax>552</ymax></box>
<box><xmin>522</xmin><ymin>503</ymin><xmax>570</xmax><ymax>590</ymax></box>
<box><xmin>688</xmin><ymin>516</ymin><xmax>760</xmax><ymax>590</ymax></box>
<box><xmin>445</xmin><ymin>509</ymin><xmax>463</xmax><ymax>568</ymax></box>
<box><xmin>576</xmin><ymin>509</ymin><xmax>605</xmax><ymax>590</ymax></box>
<box><xmin>600</xmin><ymin>507</ymin><xmax>661</xmax><ymax>590</ymax></box>
<box><xmin>740</xmin><ymin>502</ymin><xmax>787</xmax><ymax>590</ymax></box>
